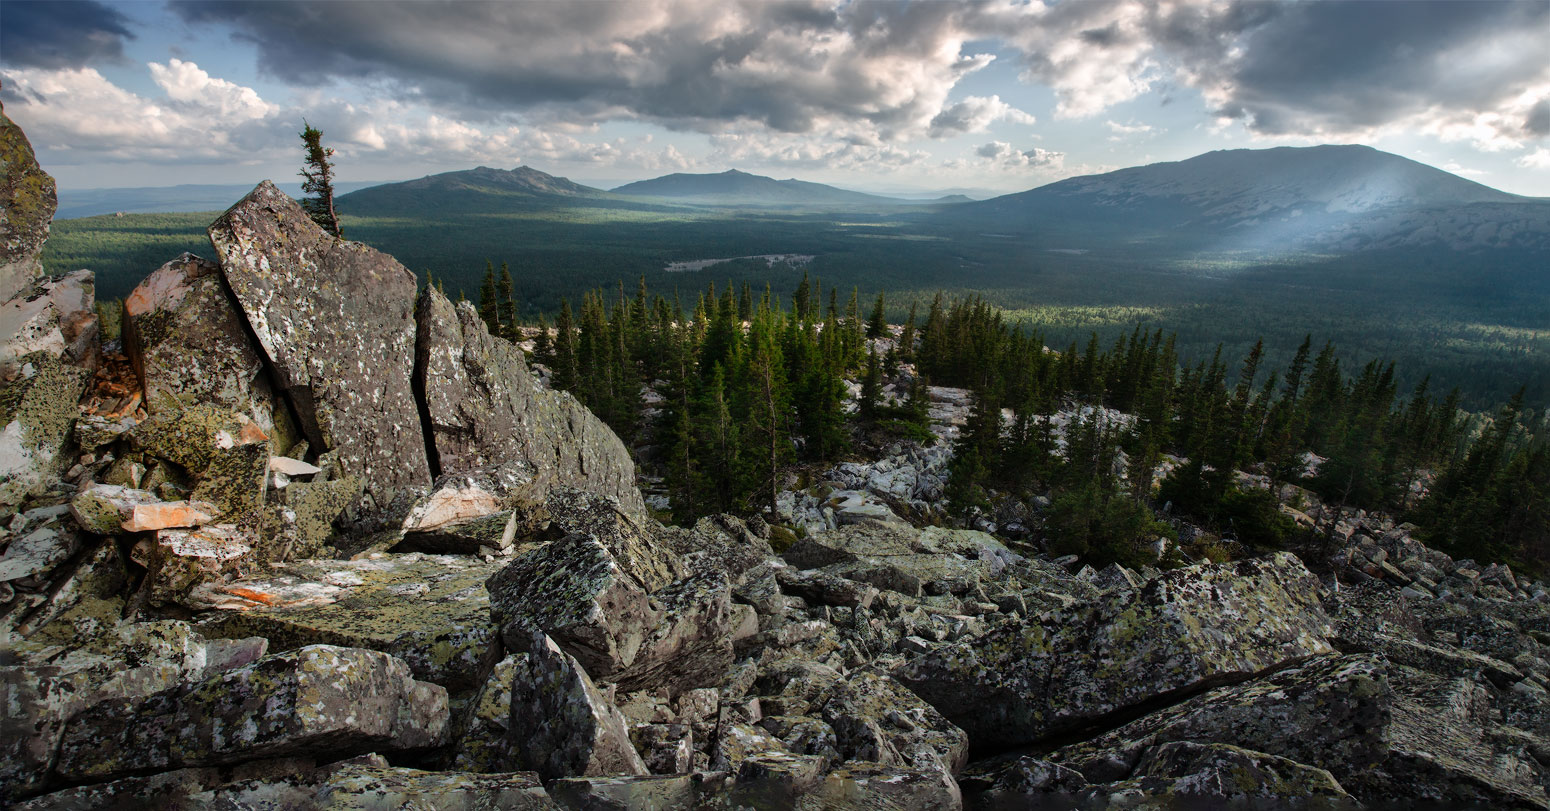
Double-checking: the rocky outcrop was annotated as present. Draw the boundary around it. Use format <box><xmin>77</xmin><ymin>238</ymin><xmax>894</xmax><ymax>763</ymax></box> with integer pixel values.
<box><xmin>1</xmin><ymin>271</ymin><xmax>96</xmax><ymax>375</ymax></box>
<box><xmin>0</xmin><ymin>99</ymin><xmax>57</xmax><ymax>302</ymax></box>
<box><xmin>207</xmin><ymin>180</ymin><xmax>429</xmax><ymax>505</ymax></box>
<box><xmin>0</xmin><ymin>351</ymin><xmax>87</xmax><ymax>506</ymax></box>
<box><xmin>415</xmin><ymin>286</ymin><xmax>646</xmax><ymax>518</ymax></box>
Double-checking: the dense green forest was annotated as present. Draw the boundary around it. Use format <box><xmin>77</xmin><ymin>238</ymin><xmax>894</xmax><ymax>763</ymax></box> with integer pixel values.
<box><xmin>468</xmin><ymin>270</ymin><xmax>1548</xmax><ymax>574</ymax></box>
<box><xmin>44</xmin><ymin>205</ymin><xmax>1550</xmax><ymax>410</ymax></box>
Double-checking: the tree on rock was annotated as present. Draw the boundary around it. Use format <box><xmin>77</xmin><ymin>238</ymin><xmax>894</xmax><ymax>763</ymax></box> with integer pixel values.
<box><xmin>299</xmin><ymin>122</ymin><xmax>341</xmax><ymax>237</ymax></box>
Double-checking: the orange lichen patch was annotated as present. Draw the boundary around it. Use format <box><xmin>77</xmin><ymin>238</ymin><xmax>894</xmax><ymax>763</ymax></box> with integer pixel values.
<box><xmin>120</xmin><ymin>500</ymin><xmax>219</xmax><ymax>532</ymax></box>
<box><xmin>222</xmin><ymin>586</ymin><xmax>279</xmax><ymax>605</ymax></box>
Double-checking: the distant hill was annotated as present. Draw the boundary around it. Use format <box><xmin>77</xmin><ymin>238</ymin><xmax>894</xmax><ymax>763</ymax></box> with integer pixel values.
<box><xmin>56</xmin><ymin>181</ymin><xmax>384</xmax><ymax>220</ymax></box>
<box><xmin>950</xmin><ymin>145</ymin><xmax>1550</xmax><ymax>253</ymax></box>
<box><xmin>336</xmin><ymin>166</ymin><xmax>611</xmax><ymax>216</ymax></box>
<box><xmin>612</xmin><ymin>169</ymin><xmax>915</xmax><ymax>207</ymax></box>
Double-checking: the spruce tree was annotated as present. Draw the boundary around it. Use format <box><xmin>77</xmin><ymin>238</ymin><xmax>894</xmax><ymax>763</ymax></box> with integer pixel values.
<box><xmin>477</xmin><ymin>262</ymin><xmax>499</xmax><ymax>333</ymax></box>
<box><xmin>866</xmin><ymin>292</ymin><xmax>887</xmax><ymax>340</ymax></box>
<box><xmin>552</xmin><ymin>299</ymin><xmax>579</xmax><ymax>392</ymax></box>
<box><xmin>298</xmin><ymin>121</ymin><xmax>341</xmax><ymax>237</ymax></box>
<box><xmin>498</xmin><ymin>263</ymin><xmax>517</xmax><ymax>338</ymax></box>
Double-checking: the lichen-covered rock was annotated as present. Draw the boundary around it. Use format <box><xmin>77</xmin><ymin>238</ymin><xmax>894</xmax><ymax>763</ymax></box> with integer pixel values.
<box><xmin>543</xmin><ymin>487</ymin><xmax>682</xmax><ymax>591</ymax></box>
<box><xmin>612</xmin><ymin>562</ymin><xmax>736</xmax><ymax>693</ymax></box>
<box><xmin>54</xmin><ymin>644</ymin><xmax>448</xmax><ymax>782</ymax></box>
<box><xmin>454</xmin><ymin>654</ymin><xmax>523</xmax><ymax>772</ymax></box>
<box><xmin>1100</xmin><ymin>741</ymin><xmax>1359</xmax><ymax>810</ymax></box>
<box><xmin>399</xmin><ymin>510</ymin><xmax>518</xmax><ymax>555</ymax></box>
<box><xmin>0</xmin><ymin>668</ymin><xmax>77</xmax><ymax>802</ymax></box>
<box><xmin>820</xmin><ymin>671</ymin><xmax>969</xmax><ymax>780</ymax></box>
<box><xmin>132</xmin><ymin>524</ymin><xmax>257</xmax><ymax>607</ymax></box>
<box><xmin>546</xmin><ymin>774</ymin><xmax>701</xmax><ymax>810</ymax></box>
<box><xmin>0</xmin><ymin>351</ymin><xmax>87</xmax><ymax>506</ymax></box>
<box><xmin>123</xmin><ymin>253</ymin><xmax>293</xmax><ymax>452</ymax></box>
<box><xmin>277</xmin><ymin>474</ymin><xmax>364</xmax><ymax>558</ymax></box>
<box><xmin>11</xmin><ymin>757</ymin><xmax>319</xmax><ymax>810</ymax></box>
<box><xmin>630</xmin><ymin>723</ymin><xmax>694</xmax><ymax>774</ymax></box>
<box><xmin>898</xmin><ymin>553</ymin><xmax>1334</xmax><ymax>749</ymax></box>
<box><xmin>207</xmin><ymin>180</ymin><xmax>429</xmax><ymax>504</ymax></box>
<box><xmin>1</xmin><ymin>271</ymin><xmax>96</xmax><ymax>373</ymax></box>
<box><xmin>0</xmin><ymin>100</ymin><xmax>58</xmax><ymax>302</ymax></box>
<box><xmin>415</xmin><ymin>287</ymin><xmax>645</xmax><ymax>518</ymax></box>
<box><xmin>503</xmin><ymin>628</ymin><xmax>648</xmax><ymax>780</ymax></box>
<box><xmin>194</xmin><ymin>553</ymin><xmax>502</xmax><ymax>691</ymax></box>
<box><xmin>810</xmin><ymin>761</ymin><xmax>964</xmax><ymax>810</ymax></box>
<box><xmin>1051</xmin><ymin>654</ymin><xmax>1548</xmax><ymax>809</ymax></box>
<box><xmin>488</xmin><ymin>532</ymin><xmax>658</xmax><ymax>680</ymax></box>
<box><xmin>129</xmin><ymin>403</ymin><xmax>269</xmax><ymax>516</ymax></box>
<box><xmin>0</xmin><ymin>524</ymin><xmax>79</xmax><ymax>583</ymax></box>
<box><xmin>313</xmin><ymin>762</ymin><xmax>557</xmax><ymax>810</ymax></box>
<box><xmin>4</xmin><ymin>533</ymin><xmax>125</xmax><ymax>640</ymax></box>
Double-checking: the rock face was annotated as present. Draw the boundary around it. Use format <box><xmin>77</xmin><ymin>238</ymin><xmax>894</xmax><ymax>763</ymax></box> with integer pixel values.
<box><xmin>1</xmin><ymin>351</ymin><xmax>87</xmax><ymax>506</ymax></box>
<box><xmin>207</xmin><ymin>180</ymin><xmax>429</xmax><ymax>504</ymax></box>
<box><xmin>123</xmin><ymin>253</ymin><xmax>291</xmax><ymax>451</ymax></box>
<box><xmin>415</xmin><ymin>286</ymin><xmax>646</xmax><ymax>517</ymax></box>
<box><xmin>0</xmin><ymin>99</ymin><xmax>57</xmax><ymax>302</ymax></box>
<box><xmin>1</xmin><ymin>271</ymin><xmax>97</xmax><ymax>374</ymax></box>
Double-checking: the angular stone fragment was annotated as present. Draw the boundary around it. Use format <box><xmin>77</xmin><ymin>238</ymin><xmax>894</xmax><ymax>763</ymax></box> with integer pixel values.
<box><xmin>0</xmin><ymin>351</ymin><xmax>87</xmax><ymax>506</ymax></box>
<box><xmin>0</xmin><ymin>668</ymin><xmax>76</xmax><ymax>802</ymax></box>
<box><xmin>812</xmin><ymin>761</ymin><xmax>964</xmax><ymax>811</ymax></box>
<box><xmin>631</xmin><ymin>723</ymin><xmax>694</xmax><ymax>774</ymax></box>
<box><xmin>195</xmin><ymin>553</ymin><xmax>502</xmax><ymax>690</ymax></box>
<box><xmin>70</xmin><ymin>483</ymin><xmax>160</xmax><ymax>533</ymax></box>
<box><xmin>503</xmin><ymin>628</ymin><xmax>648</xmax><ymax>780</ymax></box>
<box><xmin>415</xmin><ymin>287</ymin><xmax>645</xmax><ymax>517</ymax></box>
<box><xmin>487</xmin><ymin>532</ymin><xmax>658</xmax><ymax>679</ymax></box>
<box><xmin>268</xmin><ymin>455</ymin><xmax>320</xmax><ymax>476</ymax></box>
<box><xmin>1104</xmin><ymin>741</ymin><xmax>1358</xmax><ymax>809</ymax></box>
<box><xmin>821</xmin><ymin>671</ymin><xmax>969</xmax><ymax>778</ymax></box>
<box><xmin>133</xmin><ymin>524</ymin><xmax>256</xmax><ymax>606</ymax></box>
<box><xmin>54</xmin><ymin>644</ymin><xmax>448</xmax><ymax>782</ymax></box>
<box><xmin>399</xmin><ymin>510</ymin><xmax>517</xmax><ymax>555</ymax></box>
<box><xmin>129</xmin><ymin>404</ymin><xmax>269</xmax><ymax>515</ymax></box>
<box><xmin>314</xmin><ymin>763</ymin><xmax>557</xmax><ymax>810</ymax></box>
<box><xmin>547</xmin><ymin>774</ymin><xmax>700</xmax><ymax>810</ymax></box>
<box><xmin>0</xmin><ymin>525</ymin><xmax>79</xmax><ymax>582</ymax></box>
<box><xmin>207</xmin><ymin>180</ymin><xmax>429</xmax><ymax>503</ymax></box>
<box><xmin>454</xmin><ymin>654</ymin><xmax>523</xmax><ymax>772</ymax></box>
<box><xmin>1</xmin><ymin>271</ymin><xmax>96</xmax><ymax>372</ymax></box>
<box><xmin>0</xmin><ymin>100</ymin><xmax>58</xmax><ymax>302</ymax></box>
<box><xmin>121</xmin><ymin>500</ymin><xmax>220</xmax><ymax>532</ymax></box>
<box><xmin>122</xmin><ymin>253</ymin><xmax>291</xmax><ymax>449</ymax></box>
<box><xmin>898</xmin><ymin>552</ymin><xmax>1334</xmax><ymax>749</ymax></box>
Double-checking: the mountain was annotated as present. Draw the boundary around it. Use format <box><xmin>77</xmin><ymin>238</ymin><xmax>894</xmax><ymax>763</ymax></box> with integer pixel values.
<box><xmin>336</xmin><ymin>165</ymin><xmax>609</xmax><ymax>216</ymax></box>
<box><xmin>953</xmin><ymin>145</ymin><xmax>1550</xmax><ymax>253</ymax></box>
<box><xmin>612</xmin><ymin>169</ymin><xmax>913</xmax><ymax>207</ymax></box>
<box><xmin>55</xmin><ymin>181</ymin><xmax>384</xmax><ymax>220</ymax></box>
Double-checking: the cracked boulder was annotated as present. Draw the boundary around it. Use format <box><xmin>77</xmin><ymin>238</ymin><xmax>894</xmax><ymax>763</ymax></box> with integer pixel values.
<box><xmin>897</xmin><ymin>552</ymin><xmax>1335</xmax><ymax>749</ymax></box>
<box><xmin>415</xmin><ymin>287</ymin><xmax>645</xmax><ymax>518</ymax></box>
<box><xmin>129</xmin><ymin>403</ymin><xmax>270</xmax><ymax>516</ymax></box>
<box><xmin>1050</xmin><ymin>654</ymin><xmax>1548</xmax><ymax>809</ymax></box>
<box><xmin>53</xmin><ymin>644</ymin><xmax>448</xmax><ymax>783</ymax></box>
<box><xmin>123</xmin><ymin>253</ymin><xmax>295</xmax><ymax>452</ymax></box>
<box><xmin>0</xmin><ymin>99</ymin><xmax>57</xmax><ymax>302</ymax></box>
<box><xmin>207</xmin><ymin>180</ymin><xmax>428</xmax><ymax>505</ymax></box>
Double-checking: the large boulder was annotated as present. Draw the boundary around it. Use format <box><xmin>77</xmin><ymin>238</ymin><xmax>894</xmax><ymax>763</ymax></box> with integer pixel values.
<box><xmin>415</xmin><ymin>287</ymin><xmax>645</xmax><ymax>518</ymax></box>
<box><xmin>206</xmin><ymin>180</ymin><xmax>429</xmax><ymax>505</ymax></box>
<box><xmin>122</xmin><ymin>253</ymin><xmax>294</xmax><ymax>452</ymax></box>
<box><xmin>0</xmin><ymin>99</ymin><xmax>57</xmax><ymax>302</ymax></box>
<box><xmin>897</xmin><ymin>552</ymin><xmax>1335</xmax><ymax>749</ymax></box>
<box><xmin>53</xmin><ymin>644</ymin><xmax>448</xmax><ymax>783</ymax></box>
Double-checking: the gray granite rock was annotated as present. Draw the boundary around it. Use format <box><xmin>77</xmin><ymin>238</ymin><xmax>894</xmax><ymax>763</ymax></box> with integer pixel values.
<box><xmin>0</xmin><ymin>100</ymin><xmax>57</xmax><ymax>302</ymax></box>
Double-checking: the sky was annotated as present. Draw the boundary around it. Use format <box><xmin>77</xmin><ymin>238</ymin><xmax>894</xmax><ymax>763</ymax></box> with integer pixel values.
<box><xmin>2</xmin><ymin>0</ymin><xmax>1549</xmax><ymax>198</ymax></box>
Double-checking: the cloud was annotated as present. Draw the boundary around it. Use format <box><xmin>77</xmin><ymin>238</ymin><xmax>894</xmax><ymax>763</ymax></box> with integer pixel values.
<box><xmin>928</xmin><ymin>95</ymin><xmax>1036</xmax><ymax>137</ymax></box>
<box><xmin>973</xmin><ymin>141</ymin><xmax>1064</xmax><ymax>170</ymax></box>
<box><xmin>710</xmin><ymin>131</ymin><xmax>929</xmax><ymax>172</ymax></box>
<box><xmin>1518</xmin><ymin>148</ymin><xmax>1550</xmax><ymax>170</ymax></box>
<box><xmin>169</xmin><ymin>0</ymin><xmax>999</xmax><ymax>143</ymax></box>
<box><xmin>0</xmin><ymin>0</ymin><xmax>134</xmax><ymax>69</ymax></box>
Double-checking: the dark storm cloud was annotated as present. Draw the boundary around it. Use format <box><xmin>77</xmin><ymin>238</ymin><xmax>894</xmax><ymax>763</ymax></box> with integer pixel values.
<box><xmin>167</xmin><ymin>0</ymin><xmax>1550</xmax><ymax>144</ymax></box>
<box><xmin>1196</xmin><ymin>0</ymin><xmax>1550</xmax><ymax>135</ymax></box>
<box><xmin>168</xmin><ymin>0</ymin><xmax>990</xmax><ymax>136</ymax></box>
<box><xmin>0</xmin><ymin>0</ymin><xmax>134</xmax><ymax>68</ymax></box>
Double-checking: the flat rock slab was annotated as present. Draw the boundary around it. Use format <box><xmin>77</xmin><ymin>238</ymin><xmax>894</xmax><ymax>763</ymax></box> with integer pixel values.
<box><xmin>416</xmin><ymin>287</ymin><xmax>645</xmax><ymax>518</ymax></box>
<box><xmin>207</xmin><ymin>180</ymin><xmax>428</xmax><ymax>504</ymax></box>
<box><xmin>54</xmin><ymin>644</ymin><xmax>447</xmax><ymax>783</ymax></box>
<box><xmin>897</xmin><ymin>552</ymin><xmax>1335</xmax><ymax>749</ymax></box>
<box><xmin>504</xmin><ymin>628</ymin><xmax>648</xmax><ymax>781</ymax></box>
<box><xmin>193</xmin><ymin>553</ymin><xmax>503</xmax><ymax>690</ymax></box>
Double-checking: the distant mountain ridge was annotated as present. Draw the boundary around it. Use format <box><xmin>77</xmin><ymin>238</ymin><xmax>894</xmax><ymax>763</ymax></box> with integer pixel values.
<box><xmin>612</xmin><ymin>169</ymin><xmax>914</xmax><ymax>207</ymax></box>
<box><xmin>954</xmin><ymin>144</ymin><xmax>1550</xmax><ymax>253</ymax></box>
<box><xmin>336</xmin><ymin>166</ymin><xmax>609</xmax><ymax>216</ymax></box>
